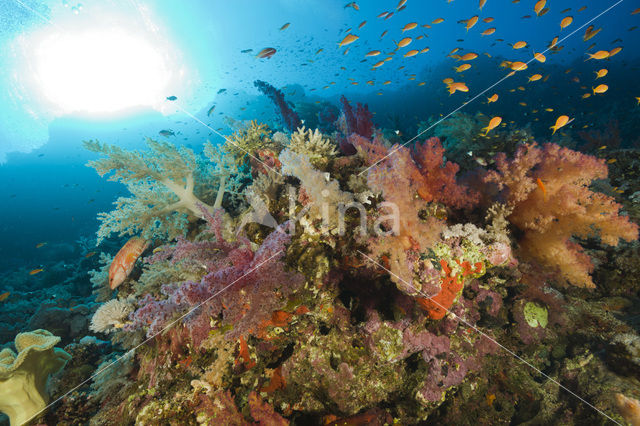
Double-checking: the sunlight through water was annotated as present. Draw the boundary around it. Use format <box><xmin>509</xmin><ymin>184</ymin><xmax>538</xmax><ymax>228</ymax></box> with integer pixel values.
<box><xmin>33</xmin><ymin>27</ymin><xmax>172</xmax><ymax>114</ymax></box>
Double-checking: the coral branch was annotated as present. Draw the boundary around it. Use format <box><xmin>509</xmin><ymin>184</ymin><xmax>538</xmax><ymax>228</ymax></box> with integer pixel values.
<box><xmin>254</xmin><ymin>80</ymin><xmax>301</xmax><ymax>132</ymax></box>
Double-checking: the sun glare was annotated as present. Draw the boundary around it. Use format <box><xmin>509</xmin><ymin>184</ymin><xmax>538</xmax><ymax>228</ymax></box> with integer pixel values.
<box><xmin>33</xmin><ymin>28</ymin><xmax>172</xmax><ymax>114</ymax></box>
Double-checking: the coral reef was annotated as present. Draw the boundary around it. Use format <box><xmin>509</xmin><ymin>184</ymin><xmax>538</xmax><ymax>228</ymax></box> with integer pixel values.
<box><xmin>9</xmin><ymin>117</ymin><xmax>637</xmax><ymax>425</ymax></box>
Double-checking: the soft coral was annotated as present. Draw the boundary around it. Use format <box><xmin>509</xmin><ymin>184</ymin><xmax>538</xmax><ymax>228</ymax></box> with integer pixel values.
<box><xmin>484</xmin><ymin>142</ymin><xmax>638</xmax><ymax>287</ymax></box>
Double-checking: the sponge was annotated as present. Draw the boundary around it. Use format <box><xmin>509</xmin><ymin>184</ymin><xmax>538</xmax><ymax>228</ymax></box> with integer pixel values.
<box><xmin>0</xmin><ymin>329</ymin><xmax>71</xmax><ymax>425</ymax></box>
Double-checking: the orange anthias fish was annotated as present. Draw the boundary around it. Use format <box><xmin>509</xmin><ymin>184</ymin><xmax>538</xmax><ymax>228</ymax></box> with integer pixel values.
<box><xmin>396</xmin><ymin>37</ymin><xmax>412</xmax><ymax>48</ymax></box>
<box><xmin>550</xmin><ymin>115</ymin><xmax>573</xmax><ymax>134</ymax></box>
<box><xmin>256</xmin><ymin>48</ymin><xmax>277</xmax><ymax>59</ymax></box>
<box><xmin>481</xmin><ymin>27</ymin><xmax>496</xmax><ymax>36</ymax></box>
<box><xmin>29</xmin><ymin>268</ymin><xmax>43</xmax><ymax>275</ymax></box>
<box><xmin>608</xmin><ymin>46</ymin><xmax>623</xmax><ymax>57</ymax></box>
<box><xmin>339</xmin><ymin>34</ymin><xmax>359</xmax><ymax>47</ymax></box>
<box><xmin>536</xmin><ymin>178</ymin><xmax>547</xmax><ymax>201</ymax></box>
<box><xmin>560</xmin><ymin>16</ymin><xmax>573</xmax><ymax>30</ymax></box>
<box><xmin>459</xmin><ymin>52</ymin><xmax>478</xmax><ymax>61</ymax></box>
<box><xmin>109</xmin><ymin>237</ymin><xmax>149</xmax><ymax>290</ymax></box>
<box><xmin>0</xmin><ymin>292</ymin><xmax>9</xmax><ymax>302</ymax></box>
<box><xmin>465</xmin><ymin>15</ymin><xmax>479</xmax><ymax>31</ymax></box>
<box><xmin>532</xmin><ymin>52</ymin><xmax>546</xmax><ymax>63</ymax></box>
<box><xmin>593</xmin><ymin>84</ymin><xmax>608</xmax><ymax>94</ymax></box>
<box><xmin>586</xmin><ymin>50</ymin><xmax>610</xmax><ymax>60</ymax></box>
<box><xmin>402</xmin><ymin>22</ymin><xmax>418</xmax><ymax>32</ymax></box>
<box><xmin>482</xmin><ymin>116</ymin><xmax>502</xmax><ymax>135</ymax></box>
<box><xmin>448</xmin><ymin>82</ymin><xmax>469</xmax><ymax>94</ymax></box>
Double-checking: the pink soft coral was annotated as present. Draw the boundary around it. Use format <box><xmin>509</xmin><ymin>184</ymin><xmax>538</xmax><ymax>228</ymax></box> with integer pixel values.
<box><xmin>484</xmin><ymin>142</ymin><xmax>638</xmax><ymax>288</ymax></box>
<box><xmin>351</xmin><ymin>135</ymin><xmax>478</xmax><ymax>295</ymax></box>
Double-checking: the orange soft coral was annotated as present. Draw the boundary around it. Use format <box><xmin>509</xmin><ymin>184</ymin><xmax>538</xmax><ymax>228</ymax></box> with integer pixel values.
<box><xmin>351</xmin><ymin>135</ymin><xmax>478</xmax><ymax>296</ymax></box>
<box><xmin>484</xmin><ymin>143</ymin><xmax>638</xmax><ymax>288</ymax></box>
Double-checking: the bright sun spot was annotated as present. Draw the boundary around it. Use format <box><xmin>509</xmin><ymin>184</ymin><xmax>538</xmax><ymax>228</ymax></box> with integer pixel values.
<box><xmin>34</xmin><ymin>28</ymin><xmax>172</xmax><ymax>114</ymax></box>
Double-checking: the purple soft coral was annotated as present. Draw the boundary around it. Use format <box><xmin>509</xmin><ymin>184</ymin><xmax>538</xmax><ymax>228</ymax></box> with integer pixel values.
<box><xmin>340</xmin><ymin>95</ymin><xmax>374</xmax><ymax>139</ymax></box>
<box><xmin>254</xmin><ymin>80</ymin><xmax>301</xmax><ymax>132</ymax></box>
<box><xmin>128</xmin><ymin>210</ymin><xmax>304</xmax><ymax>346</ymax></box>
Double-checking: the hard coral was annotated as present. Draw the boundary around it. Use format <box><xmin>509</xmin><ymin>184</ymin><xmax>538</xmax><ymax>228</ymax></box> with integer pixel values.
<box><xmin>484</xmin><ymin>142</ymin><xmax>638</xmax><ymax>287</ymax></box>
<box><xmin>222</xmin><ymin>119</ymin><xmax>278</xmax><ymax>163</ymax></box>
<box><xmin>288</xmin><ymin>126</ymin><xmax>338</xmax><ymax>167</ymax></box>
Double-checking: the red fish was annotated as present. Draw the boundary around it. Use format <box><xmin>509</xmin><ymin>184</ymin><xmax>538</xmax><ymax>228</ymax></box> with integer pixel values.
<box><xmin>109</xmin><ymin>237</ymin><xmax>149</xmax><ymax>289</ymax></box>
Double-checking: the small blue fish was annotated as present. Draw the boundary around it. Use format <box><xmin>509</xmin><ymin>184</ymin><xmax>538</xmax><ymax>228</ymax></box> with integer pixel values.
<box><xmin>166</xmin><ymin>96</ymin><xmax>177</xmax><ymax>101</ymax></box>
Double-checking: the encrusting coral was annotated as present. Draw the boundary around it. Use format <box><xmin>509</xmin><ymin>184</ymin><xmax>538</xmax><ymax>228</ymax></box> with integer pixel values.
<box><xmin>0</xmin><ymin>330</ymin><xmax>71</xmax><ymax>426</ymax></box>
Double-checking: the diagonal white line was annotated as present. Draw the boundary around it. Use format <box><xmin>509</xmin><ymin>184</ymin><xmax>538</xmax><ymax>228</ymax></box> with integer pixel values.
<box><xmin>25</xmin><ymin>248</ymin><xmax>285</xmax><ymax>424</ymax></box>
<box><xmin>359</xmin><ymin>0</ymin><xmax>625</xmax><ymax>176</ymax></box>
<box><xmin>357</xmin><ymin>250</ymin><xmax>621</xmax><ymax>425</ymax></box>
<box><xmin>11</xmin><ymin>0</ymin><xmax>61</xmax><ymax>29</ymax></box>
<box><xmin>172</xmin><ymin>103</ymin><xmax>284</xmax><ymax>177</ymax></box>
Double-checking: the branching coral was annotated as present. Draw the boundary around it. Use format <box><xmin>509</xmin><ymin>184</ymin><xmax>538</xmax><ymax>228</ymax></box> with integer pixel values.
<box><xmin>484</xmin><ymin>142</ymin><xmax>638</xmax><ymax>288</ymax></box>
<box><xmin>222</xmin><ymin>120</ymin><xmax>279</xmax><ymax>164</ymax></box>
<box><xmin>254</xmin><ymin>80</ymin><xmax>301</xmax><ymax>132</ymax></box>
<box><xmin>85</xmin><ymin>139</ymin><xmax>241</xmax><ymax>244</ymax></box>
<box><xmin>288</xmin><ymin>126</ymin><xmax>338</xmax><ymax>166</ymax></box>
<box><xmin>279</xmin><ymin>148</ymin><xmax>355</xmax><ymax>234</ymax></box>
